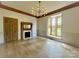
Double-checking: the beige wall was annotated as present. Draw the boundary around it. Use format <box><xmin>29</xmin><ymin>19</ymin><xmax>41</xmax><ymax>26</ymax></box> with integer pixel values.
<box><xmin>62</xmin><ymin>6</ymin><xmax>79</xmax><ymax>47</ymax></box>
<box><xmin>37</xmin><ymin>16</ymin><xmax>48</xmax><ymax>37</ymax></box>
<box><xmin>37</xmin><ymin>6</ymin><xmax>79</xmax><ymax>48</ymax></box>
<box><xmin>0</xmin><ymin>8</ymin><xmax>37</xmax><ymax>44</ymax></box>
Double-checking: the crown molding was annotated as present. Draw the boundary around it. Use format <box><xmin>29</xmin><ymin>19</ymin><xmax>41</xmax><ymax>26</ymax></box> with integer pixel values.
<box><xmin>37</xmin><ymin>2</ymin><xmax>79</xmax><ymax>18</ymax></box>
<box><xmin>0</xmin><ymin>2</ymin><xmax>79</xmax><ymax>19</ymax></box>
<box><xmin>0</xmin><ymin>3</ymin><xmax>37</xmax><ymax>18</ymax></box>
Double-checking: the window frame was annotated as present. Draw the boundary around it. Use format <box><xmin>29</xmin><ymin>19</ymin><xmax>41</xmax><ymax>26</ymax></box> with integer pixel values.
<box><xmin>47</xmin><ymin>13</ymin><xmax>62</xmax><ymax>39</ymax></box>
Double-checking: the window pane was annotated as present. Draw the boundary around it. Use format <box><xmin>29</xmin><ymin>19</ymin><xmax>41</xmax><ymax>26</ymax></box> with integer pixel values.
<box><xmin>57</xmin><ymin>16</ymin><xmax>62</xmax><ymax>37</ymax></box>
<box><xmin>58</xmin><ymin>16</ymin><xmax>62</xmax><ymax>25</ymax></box>
<box><xmin>57</xmin><ymin>27</ymin><xmax>61</xmax><ymax>37</ymax></box>
<box><xmin>52</xmin><ymin>27</ymin><xmax>55</xmax><ymax>36</ymax></box>
<box><xmin>52</xmin><ymin>18</ymin><xmax>56</xmax><ymax>26</ymax></box>
<box><xmin>51</xmin><ymin>18</ymin><xmax>56</xmax><ymax>36</ymax></box>
<box><xmin>48</xmin><ymin>19</ymin><xmax>51</xmax><ymax>35</ymax></box>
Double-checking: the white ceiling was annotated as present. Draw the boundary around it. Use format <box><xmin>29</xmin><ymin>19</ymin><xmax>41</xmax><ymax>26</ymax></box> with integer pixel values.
<box><xmin>1</xmin><ymin>1</ymin><xmax>76</xmax><ymax>15</ymax></box>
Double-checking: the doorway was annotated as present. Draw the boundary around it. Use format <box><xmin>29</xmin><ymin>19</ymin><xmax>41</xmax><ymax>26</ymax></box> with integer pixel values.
<box><xmin>4</xmin><ymin>17</ymin><xmax>18</xmax><ymax>42</ymax></box>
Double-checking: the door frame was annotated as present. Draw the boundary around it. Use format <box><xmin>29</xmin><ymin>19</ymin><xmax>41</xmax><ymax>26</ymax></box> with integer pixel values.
<box><xmin>3</xmin><ymin>17</ymin><xmax>18</xmax><ymax>43</ymax></box>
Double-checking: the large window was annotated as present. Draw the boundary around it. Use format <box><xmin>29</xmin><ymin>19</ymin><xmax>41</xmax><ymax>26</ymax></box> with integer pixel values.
<box><xmin>48</xmin><ymin>14</ymin><xmax>62</xmax><ymax>38</ymax></box>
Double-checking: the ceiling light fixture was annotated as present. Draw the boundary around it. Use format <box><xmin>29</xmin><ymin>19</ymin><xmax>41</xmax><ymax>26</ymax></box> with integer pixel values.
<box><xmin>31</xmin><ymin>1</ymin><xmax>47</xmax><ymax>16</ymax></box>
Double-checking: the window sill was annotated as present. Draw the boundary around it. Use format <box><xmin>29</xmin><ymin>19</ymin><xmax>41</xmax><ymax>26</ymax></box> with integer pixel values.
<box><xmin>48</xmin><ymin>35</ymin><xmax>62</xmax><ymax>39</ymax></box>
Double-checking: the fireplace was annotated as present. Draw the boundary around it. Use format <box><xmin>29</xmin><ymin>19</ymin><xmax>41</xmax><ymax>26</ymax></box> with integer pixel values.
<box><xmin>23</xmin><ymin>30</ymin><xmax>32</xmax><ymax>39</ymax></box>
<box><xmin>21</xmin><ymin>22</ymin><xmax>32</xmax><ymax>40</ymax></box>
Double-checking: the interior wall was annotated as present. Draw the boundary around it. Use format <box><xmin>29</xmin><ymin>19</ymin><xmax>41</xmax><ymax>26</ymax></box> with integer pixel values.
<box><xmin>62</xmin><ymin>6</ymin><xmax>79</xmax><ymax>47</ymax></box>
<box><xmin>0</xmin><ymin>8</ymin><xmax>37</xmax><ymax>44</ymax></box>
<box><xmin>37</xmin><ymin>16</ymin><xmax>48</xmax><ymax>37</ymax></box>
<box><xmin>37</xmin><ymin>6</ymin><xmax>79</xmax><ymax>48</ymax></box>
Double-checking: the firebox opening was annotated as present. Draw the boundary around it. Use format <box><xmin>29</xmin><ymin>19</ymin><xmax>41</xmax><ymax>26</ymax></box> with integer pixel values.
<box><xmin>25</xmin><ymin>32</ymin><xmax>30</xmax><ymax>38</ymax></box>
